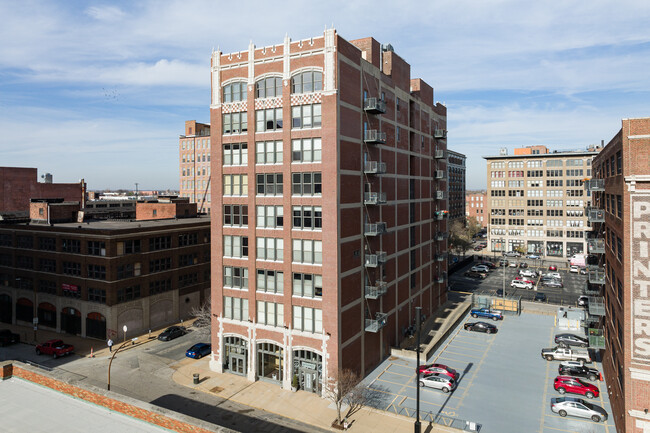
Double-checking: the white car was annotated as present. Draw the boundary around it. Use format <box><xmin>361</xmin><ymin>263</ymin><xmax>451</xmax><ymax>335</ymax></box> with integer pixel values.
<box><xmin>560</xmin><ymin>360</ymin><xmax>586</xmax><ymax>369</ymax></box>
<box><xmin>519</xmin><ymin>269</ymin><xmax>537</xmax><ymax>278</ymax></box>
<box><xmin>545</xmin><ymin>272</ymin><xmax>562</xmax><ymax>280</ymax></box>
<box><xmin>418</xmin><ymin>373</ymin><xmax>456</xmax><ymax>393</ymax></box>
<box><xmin>471</xmin><ymin>265</ymin><xmax>490</xmax><ymax>273</ymax></box>
<box><xmin>570</xmin><ymin>266</ymin><xmax>580</xmax><ymax>273</ymax></box>
<box><xmin>511</xmin><ymin>280</ymin><xmax>533</xmax><ymax>290</ymax></box>
<box><xmin>509</xmin><ymin>261</ymin><xmax>518</xmax><ymax>267</ymax></box>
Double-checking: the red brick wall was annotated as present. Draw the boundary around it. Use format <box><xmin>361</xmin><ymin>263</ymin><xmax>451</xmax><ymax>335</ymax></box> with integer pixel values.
<box><xmin>0</xmin><ymin>167</ymin><xmax>83</xmax><ymax>212</ymax></box>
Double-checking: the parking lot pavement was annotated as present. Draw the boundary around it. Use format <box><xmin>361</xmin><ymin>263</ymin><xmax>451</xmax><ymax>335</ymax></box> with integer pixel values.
<box><xmin>362</xmin><ymin>312</ymin><xmax>614</xmax><ymax>433</ymax></box>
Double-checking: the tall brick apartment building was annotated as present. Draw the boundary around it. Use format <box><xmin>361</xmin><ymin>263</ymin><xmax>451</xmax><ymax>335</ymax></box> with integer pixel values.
<box><xmin>586</xmin><ymin>117</ymin><xmax>650</xmax><ymax>433</ymax></box>
<box><xmin>208</xmin><ymin>30</ymin><xmax>449</xmax><ymax>395</ymax></box>
<box><xmin>179</xmin><ymin>121</ymin><xmax>212</xmax><ymax>214</ymax></box>
<box><xmin>466</xmin><ymin>191</ymin><xmax>487</xmax><ymax>228</ymax></box>
<box><xmin>447</xmin><ymin>150</ymin><xmax>466</xmax><ymax>225</ymax></box>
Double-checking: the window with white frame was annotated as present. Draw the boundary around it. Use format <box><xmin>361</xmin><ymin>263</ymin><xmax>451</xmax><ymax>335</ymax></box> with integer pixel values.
<box><xmin>291</xmin><ymin>104</ymin><xmax>321</xmax><ymax>129</ymax></box>
<box><xmin>255</xmin><ymin>77</ymin><xmax>282</xmax><ymax>98</ymax></box>
<box><xmin>293</xmin><ymin>306</ymin><xmax>322</xmax><ymax>333</ymax></box>
<box><xmin>223</xmin><ymin>174</ymin><xmax>248</xmax><ymax>196</ymax></box>
<box><xmin>223</xmin><ymin>296</ymin><xmax>249</xmax><ymax>321</ymax></box>
<box><xmin>223</xmin><ymin>266</ymin><xmax>248</xmax><ymax>290</ymax></box>
<box><xmin>256</xmin><ymin>269</ymin><xmax>283</xmax><ymax>294</ymax></box>
<box><xmin>257</xmin><ymin>301</ymin><xmax>283</xmax><ymax>327</ymax></box>
<box><xmin>292</xmin><ymin>273</ymin><xmax>322</xmax><ymax>298</ymax></box>
<box><xmin>256</xmin><ymin>205</ymin><xmax>284</xmax><ymax>228</ymax></box>
<box><xmin>256</xmin><ymin>237</ymin><xmax>283</xmax><ymax>261</ymax></box>
<box><xmin>291</xmin><ymin>71</ymin><xmax>323</xmax><ymax>94</ymax></box>
<box><xmin>223</xmin><ymin>143</ymin><xmax>248</xmax><ymax>166</ymax></box>
<box><xmin>292</xmin><ymin>239</ymin><xmax>322</xmax><ymax>264</ymax></box>
<box><xmin>223</xmin><ymin>112</ymin><xmax>248</xmax><ymax>135</ymax></box>
<box><xmin>256</xmin><ymin>173</ymin><xmax>283</xmax><ymax>196</ymax></box>
<box><xmin>223</xmin><ymin>82</ymin><xmax>247</xmax><ymax>103</ymax></box>
<box><xmin>223</xmin><ymin>235</ymin><xmax>248</xmax><ymax>258</ymax></box>
<box><xmin>292</xmin><ymin>138</ymin><xmax>321</xmax><ymax>162</ymax></box>
<box><xmin>292</xmin><ymin>206</ymin><xmax>322</xmax><ymax>230</ymax></box>
<box><xmin>256</xmin><ymin>141</ymin><xmax>283</xmax><ymax>164</ymax></box>
<box><xmin>292</xmin><ymin>172</ymin><xmax>322</xmax><ymax>196</ymax></box>
<box><xmin>256</xmin><ymin>108</ymin><xmax>283</xmax><ymax>132</ymax></box>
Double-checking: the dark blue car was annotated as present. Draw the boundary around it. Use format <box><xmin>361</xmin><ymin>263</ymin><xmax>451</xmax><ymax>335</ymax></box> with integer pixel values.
<box><xmin>186</xmin><ymin>343</ymin><xmax>211</xmax><ymax>359</ymax></box>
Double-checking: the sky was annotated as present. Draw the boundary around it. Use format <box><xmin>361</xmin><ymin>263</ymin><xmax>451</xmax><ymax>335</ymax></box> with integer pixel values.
<box><xmin>1</xmin><ymin>1</ymin><xmax>649</xmax><ymax>191</ymax></box>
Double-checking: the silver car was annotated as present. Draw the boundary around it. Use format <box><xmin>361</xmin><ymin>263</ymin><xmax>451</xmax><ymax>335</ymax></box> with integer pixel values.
<box><xmin>550</xmin><ymin>397</ymin><xmax>608</xmax><ymax>422</ymax></box>
<box><xmin>418</xmin><ymin>373</ymin><xmax>456</xmax><ymax>393</ymax></box>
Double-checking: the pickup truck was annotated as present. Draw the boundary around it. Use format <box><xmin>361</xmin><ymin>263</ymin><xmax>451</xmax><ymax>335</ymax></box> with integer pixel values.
<box><xmin>470</xmin><ymin>308</ymin><xmax>503</xmax><ymax>321</ymax></box>
<box><xmin>541</xmin><ymin>346</ymin><xmax>591</xmax><ymax>363</ymax></box>
<box><xmin>0</xmin><ymin>329</ymin><xmax>20</xmax><ymax>346</ymax></box>
<box><xmin>36</xmin><ymin>339</ymin><xmax>75</xmax><ymax>359</ymax></box>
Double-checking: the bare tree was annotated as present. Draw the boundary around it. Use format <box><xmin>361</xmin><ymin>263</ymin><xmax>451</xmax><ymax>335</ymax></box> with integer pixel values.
<box><xmin>190</xmin><ymin>297</ymin><xmax>211</xmax><ymax>339</ymax></box>
<box><xmin>449</xmin><ymin>220</ymin><xmax>473</xmax><ymax>256</ymax></box>
<box><xmin>325</xmin><ymin>368</ymin><xmax>367</xmax><ymax>426</ymax></box>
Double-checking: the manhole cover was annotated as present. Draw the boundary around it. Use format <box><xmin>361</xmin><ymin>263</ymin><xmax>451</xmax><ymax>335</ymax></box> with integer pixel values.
<box><xmin>210</xmin><ymin>386</ymin><xmax>224</xmax><ymax>393</ymax></box>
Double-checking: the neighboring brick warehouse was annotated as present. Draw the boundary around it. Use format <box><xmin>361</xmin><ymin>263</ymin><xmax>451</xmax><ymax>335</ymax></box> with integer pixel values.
<box><xmin>447</xmin><ymin>150</ymin><xmax>466</xmax><ymax>225</ymax></box>
<box><xmin>208</xmin><ymin>30</ymin><xmax>449</xmax><ymax>396</ymax></box>
<box><xmin>179</xmin><ymin>121</ymin><xmax>212</xmax><ymax>215</ymax></box>
<box><xmin>587</xmin><ymin>117</ymin><xmax>650</xmax><ymax>433</ymax></box>
<box><xmin>465</xmin><ymin>190</ymin><xmax>487</xmax><ymax>228</ymax></box>
<box><xmin>0</xmin><ymin>167</ymin><xmax>86</xmax><ymax>212</ymax></box>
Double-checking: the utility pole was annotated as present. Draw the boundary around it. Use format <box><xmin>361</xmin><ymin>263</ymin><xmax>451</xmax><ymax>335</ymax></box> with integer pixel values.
<box><xmin>135</xmin><ymin>183</ymin><xmax>139</xmax><ymax>201</ymax></box>
<box><xmin>414</xmin><ymin>307</ymin><xmax>422</xmax><ymax>433</ymax></box>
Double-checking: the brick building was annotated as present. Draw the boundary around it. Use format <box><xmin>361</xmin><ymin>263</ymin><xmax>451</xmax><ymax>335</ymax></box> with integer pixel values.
<box><xmin>447</xmin><ymin>150</ymin><xmax>466</xmax><ymax>225</ymax></box>
<box><xmin>465</xmin><ymin>191</ymin><xmax>487</xmax><ymax>228</ymax></box>
<box><xmin>0</xmin><ymin>167</ymin><xmax>86</xmax><ymax>212</ymax></box>
<box><xmin>586</xmin><ymin>117</ymin><xmax>650</xmax><ymax>433</ymax></box>
<box><xmin>0</xmin><ymin>200</ymin><xmax>210</xmax><ymax>341</ymax></box>
<box><xmin>208</xmin><ymin>30</ymin><xmax>449</xmax><ymax>395</ymax></box>
<box><xmin>179</xmin><ymin>121</ymin><xmax>212</xmax><ymax>214</ymax></box>
<box><xmin>484</xmin><ymin>147</ymin><xmax>599</xmax><ymax>257</ymax></box>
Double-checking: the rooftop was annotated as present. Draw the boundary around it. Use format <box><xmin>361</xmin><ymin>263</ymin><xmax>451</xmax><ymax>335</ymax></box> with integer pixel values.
<box><xmin>483</xmin><ymin>150</ymin><xmax>599</xmax><ymax>160</ymax></box>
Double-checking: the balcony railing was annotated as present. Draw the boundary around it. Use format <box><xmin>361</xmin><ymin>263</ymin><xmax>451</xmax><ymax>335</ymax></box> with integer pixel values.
<box><xmin>434</xmin><ymin>129</ymin><xmax>447</xmax><ymax>139</ymax></box>
<box><xmin>435</xmin><ymin>190</ymin><xmax>446</xmax><ymax>200</ymax></box>
<box><xmin>584</xmin><ymin>282</ymin><xmax>600</xmax><ymax>296</ymax></box>
<box><xmin>435</xmin><ymin>232</ymin><xmax>448</xmax><ymax>241</ymax></box>
<box><xmin>365</xmin><ymin>281</ymin><xmax>388</xmax><ymax>299</ymax></box>
<box><xmin>434</xmin><ymin>211</ymin><xmax>449</xmax><ymax>220</ymax></box>
<box><xmin>365</xmin><ymin>312</ymin><xmax>388</xmax><ymax>333</ymax></box>
<box><xmin>363</xmin><ymin>97</ymin><xmax>387</xmax><ymax>114</ymax></box>
<box><xmin>364</xmin><ymin>222</ymin><xmax>387</xmax><ymax>236</ymax></box>
<box><xmin>585</xmin><ymin>179</ymin><xmax>605</xmax><ymax>192</ymax></box>
<box><xmin>435</xmin><ymin>253</ymin><xmax>447</xmax><ymax>262</ymax></box>
<box><xmin>588</xmin><ymin>267</ymin><xmax>606</xmax><ymax>285</ymax></box>
<box><xmin>588</xmin><ymin>327</ymin><xmax>605</xmax><ymax>349</ymax></box>
<box><xmin>364</xmin><ymin>161</ymin><xmax>386</xmax><ymax>174</ymax></box>
<box><xmin>588</xmin><ymin>297</ymin><xmax>606</xmax><ymax>316</ymax></box>
<box><xmin>587</xmin><ymin>238</ymin><xmax>605</xmax><ymax>254</ymax></box>
<box><xmin>587</xmin><ymin>207</ymin><xmax>605</xmax><ymax>223</ymax></box>
<box><xmin>434</xmin><ymin>149</ymin><xmax>447</xmax><ymax>159</ymax></box>
<box><xmin>364</xmin><ymin>130</ymin><xmax>386</xmax><ymax>145</ymax></box>
<box><xmin>365</xmin><ymin>251</ymin><xmax>387</xmax><ymax>268</ymax></box>
<box><xmin>364</xmin><ymin>192</ymin><xmax>387</xmax><ymax>205</ymax></box>
<box><xmin>435</xmin><ymin>170</ymin><xmax>446</xmax><ymax>180</ymax></box>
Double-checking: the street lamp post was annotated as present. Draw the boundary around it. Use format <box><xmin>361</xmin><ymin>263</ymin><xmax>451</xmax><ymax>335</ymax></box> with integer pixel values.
<box><xmin>414</xmin><ymin>307</ymin><xmax>422</xmax><ymax>433</ymax></box>
<box><xmin>107</xmin><ymin>337</ymin><xmax>130</xmax><ymax>391</ymax></box>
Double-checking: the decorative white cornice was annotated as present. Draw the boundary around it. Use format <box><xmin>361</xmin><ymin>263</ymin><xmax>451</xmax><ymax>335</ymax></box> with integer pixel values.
<box><xmin>324</xmin><ymin>28</ymin><xmax>336</xmax><ymax>94</ymax></box>
<box><xmin>248</xmin><ymin>41</ymin><xmax>255</xmax><ymax>85</ymax></box>
<box><xmin>630</xmin><ymin>367</ymin><xmax>650</xmax><ymax>381</ymax></box>
<box><xmin>625</xmin><ymin>175</ymin><xmax>650</xmax><ymax>192</ymax></box>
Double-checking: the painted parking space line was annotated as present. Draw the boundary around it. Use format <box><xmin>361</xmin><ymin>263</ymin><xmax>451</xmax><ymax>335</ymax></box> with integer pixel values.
<box><xmin>539</xmin><ymin>326</ymin><xmax>554</xmax><ymax>433</ymax></box>
<box><xmin>454</xmin><ymin>328</ymin><xmax>497</xmax><ymax>408</ymax></box>
<box><xmin>439</xmin><ymin>343</ymin><xmax>490</xmax><ymax>354</ymax></box>
<box><xmin>384</xmin><ymin>394</ymin><xmax>399</xmax><ymax>411</ymax></box>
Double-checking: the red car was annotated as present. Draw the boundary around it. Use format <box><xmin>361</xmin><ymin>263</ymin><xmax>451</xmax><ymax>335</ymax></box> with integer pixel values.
<box><xmin>417</xmin><ymin>363</ymin><xmax>459</xmax><ymax>380</ymax></box>
<box><xmin>514</xmin><ymin>276</ymin><xmax>535</xmax><ymax>284</ymax></box>
<box><xmin>554</xmin><ymin>376</ymin><xmax>599</xmax><ymax>398</ymax></box>
<box><xmin>548</xmin><ymin>265</ymin><xmax>558</xmax><ymax>271</ymax></box>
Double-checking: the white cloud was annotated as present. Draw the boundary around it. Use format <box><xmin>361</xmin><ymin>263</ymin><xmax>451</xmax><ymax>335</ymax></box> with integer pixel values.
<box><xmin>85</xmin><ymin>5</ymin><xmax>125</xmax><ymax>22</ymax></box>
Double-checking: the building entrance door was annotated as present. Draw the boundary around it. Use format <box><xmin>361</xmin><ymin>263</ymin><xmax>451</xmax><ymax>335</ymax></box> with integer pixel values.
<box><xmin>300</xmin><ymin>368</ymin><xmax>317</xmax><ymax>393</ymax></box>
<box><xmin>229</xmin><ymin>353</ymin><xmax>246</xmax><ymax>375</ymax></box>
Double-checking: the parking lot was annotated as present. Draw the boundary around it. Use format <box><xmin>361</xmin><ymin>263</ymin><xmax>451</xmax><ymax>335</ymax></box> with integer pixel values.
<box><xmin>449</xmin><ymin>256</ymin><xmax>587</xmax><ymax>305</ymax></box>
<box><xmin>362</xmin><ymin>311</ymin><xmax>613</xmax><ymax>433</ymax></box>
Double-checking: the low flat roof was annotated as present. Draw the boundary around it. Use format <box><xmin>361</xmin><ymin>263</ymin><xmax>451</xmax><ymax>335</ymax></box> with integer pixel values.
<box><xmin>483</xmin><ymin>151</ymin><xmax>599</xmax><ymax>160</ymax></box>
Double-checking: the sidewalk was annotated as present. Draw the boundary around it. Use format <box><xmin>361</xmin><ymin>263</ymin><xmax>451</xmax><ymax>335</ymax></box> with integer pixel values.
<box><xmin>171</xmin><ymin>357</ymin><xmax>460</xmax><ymax>433</ymax></box>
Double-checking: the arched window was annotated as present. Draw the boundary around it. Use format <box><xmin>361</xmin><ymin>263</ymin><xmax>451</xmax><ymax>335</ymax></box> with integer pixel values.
<box><xmin>223</xmin><ymin>82</ymin><xmax>247</xmax><ymax>103</ymax></box>
<box><xmin>255</xmin><ymin>77</ymin><xmax>282</xmax><ymax>99</ymax></box>
<box><xmin>291</xmin><ymin>71</ymin><xmax>323</xmax><ymax>94</ymax></box>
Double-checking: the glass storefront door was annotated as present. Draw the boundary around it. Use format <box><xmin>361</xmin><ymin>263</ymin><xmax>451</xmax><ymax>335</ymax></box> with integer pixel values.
<box><xmin>224</xmin><ymin>336</ymin><xmax>248</xmax><ymax>376</ymax></box>
<box><xmin>257</xmin><ymin>342</ymin><xmax>283</xmax><ymax>383</ymax></box>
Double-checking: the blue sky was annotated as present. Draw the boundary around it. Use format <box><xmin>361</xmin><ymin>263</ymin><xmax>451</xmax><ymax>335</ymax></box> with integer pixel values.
<box><xmin>1</xmin><ymin>1</ymin><xmax>649</xmax><ymax>190</ymax></box>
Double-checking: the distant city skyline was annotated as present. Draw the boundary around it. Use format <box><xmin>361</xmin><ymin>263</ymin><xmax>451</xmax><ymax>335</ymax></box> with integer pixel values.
<box><xmin>1</xmin><ymin>1</ymin><xmax>648</xmax><ymax>190</ymax></box>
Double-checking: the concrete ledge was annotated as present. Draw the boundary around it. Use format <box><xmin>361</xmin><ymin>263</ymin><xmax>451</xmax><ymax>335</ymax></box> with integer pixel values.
<box><xmin>521</xmin><ymin>301</ymin><xmax>568</xmax><ymax>316</ymax></box>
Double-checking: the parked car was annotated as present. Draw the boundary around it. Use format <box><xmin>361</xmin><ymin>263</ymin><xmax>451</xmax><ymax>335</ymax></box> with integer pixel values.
<box><xmin>509</xmin><ymin>261</ymin><xmax>518</xmax><ymax>268</ymax></box>
<box><xmin>464</xmin><ymin>270</ymin><xmax>487</xmax><ymax>279</ymax></box>
<box><xmin>558</xmin><ymin>364</ymin><xmax>600</xmax><ymax>381</ymax></box>
<box><xmin>519</xmin><ymin>262</ymin><xmax>528</xmax><ymax>268</ymax></box>
<box><xmin>514</xmin><ymin>276</ymin><xmax>535</xmax><ymax>284</ymax></box>
<box><xmin>534</xmin><ymin>292</ymin><xmax>547</xmax><ymax>302</ymax></box>
<box><xmin>549</xmin><ymin>265</ymin><xmax>558</xmax><ymax>271</ymax></box>
<box><xmin>503</xmin><ymin>251</ymin><xmax>520</xmax><ymax>257</ymax></box>
<box><xmin>158</xmin><ymin>326</ymin><xmax>187</xmax><ymax>341</ymax></box>
<box><xmin>543</xmin><ymin>280</ymin><xmax>564</xmax><ymax>288</ymax></box>
<box><xmin>580</xmin><ymin>267</ymin><xmax>588</xmax><ymax>275</ymax></box>
<box><xmin>496</xmin><ymin>288</ymin><xmax>507</xmax><ymax>296</ymax></box>
<box><xmin>417</xmin><ymin>363</ymin><xmax>460</xmax><ymax>380</ymax></box>
<box><xmin>499</xmin><ymin>259</ymin><xmax>509</xmax><ymax>267</ymax></box>
<box><xmin>560</xmin><ymin>360</ymin><xmax>587</xmax><ymax>369</ymax></box>
<box><xmin>578</xmin><ymin>296</ymin><xmax>589</xmax><ymax>307</ymax></box>
<box><xmin>541</xmin><ymin>347</ymin><xmax>591</xmax><ymax>363</ymax></box>
<box><xmin>511</xmin><ymin>280</ymin><xmax>533</xmax><ymax>290</ymax></box>
<box><xmin>0</xmin><ymin>329</ymin><xmax>20</xmax><ymax>346</ymax></box>
<box><xmin>186</xmin><ymin>343</ymin><xmax>212</xmax><ymax>359</ymax></box>
<box><xmin>526</xmin><ymin>254</ymin><xmax>541</xmax><ymax>259</ymax></box>
<box><xmin>36</xmin><ymin>339</ymin><xmax>74</xmax><ymax>358</ymax></box>
<box><xmin>555</xmin><ymin>333</ymin><xmax>589</xmax><ymax>348</ymax></box>
<box><xmin>569</xmin><ymin>265</ymin><xmax>580</xmax><ymax>273</ymax></box>
<box><xmin>470</xmin><ymin>265</ymin><xmax>490</xmax><ymax>273</ymax></box>
<box><xmin>554</xmin><ymin>376</ymin><xmax>599</xmax><ymax>398</ymax></box>
<box><xmin>418</xmin><ymin>373</ymin><xmax>456</xmax><ymax>393</ymax></box>
<box><xmin>519</xmin><ymin>269</ymin><xmax>537</xmax><ymax>278</ymax></box>
<box><xmin>478</xmin><ymin>261</ymin><xmax>496</xmax><ymax>269</ymax></box>
<box><xmin>470</xmin><ymin>308</ymin><xmax>503</xmax><ymax>320</ymax></box>
<box><xmin>545</xmin><ymin>272</ymin><xmax>562</xmax><ymax>280</ymax></box>
<box><xmin>464</xmin><ymin>321</ymin><xmax>498</xmax><ymax>334</ymax></box>
<box><xmin>550</xmin><ymin>397</ymin><xmax>608</xmax><ymax>422</ymax></box>
<box><xmin>473</xmin><ymin>246</ymin><xmax>484</xmax><ymax>251</ymax></box>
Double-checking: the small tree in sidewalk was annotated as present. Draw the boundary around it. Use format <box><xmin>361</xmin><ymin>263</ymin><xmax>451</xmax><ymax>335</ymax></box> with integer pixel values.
<box><xmin>326</xmin><ymin>368</ymin><xmax>366</xmax><ymax>426</ymax></box>
<box><xmin>190</xmin><ymin>296</ymin><xmax>211</xmax><ymax>339</ymax></box>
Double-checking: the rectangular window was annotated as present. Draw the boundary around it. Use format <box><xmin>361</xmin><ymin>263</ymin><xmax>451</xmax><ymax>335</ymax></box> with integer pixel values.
<box><xmin>256</xmin><ymin>173</ymin><xmax>283</xmax><ymax>196</ymax></box>
<box><xmin>149</xmin><ymin>236</ymin><xmax>172</xmax><ymax>251</ymax></box>
<box><xmin>223</xmin><ymin>205</ymin><xmax>248</xmax><ymax>227</ymax></box>
<box><xmin>178</xmin><ymin>233</ymin><xmax>198</xmax><ymax>247</ymax></box>
<box><xmin>223</xmin><ymin>296</ymin><xmax>249</xmax><ymax>321</ymax></box>
<box><xmin>291</xmin><ymin>104</ymin><xmax>321</xmax><ymax>129</ymax></box>
<box><xmin>87</xmin><ymin>264</ymin><xmax>107</xmax><ymax>280</ymax></box>
<box><xmin>292</xmin><ymin>172</ymin><xmax>322</xmax><ymax>196</ymax></box>
<box><xmin>256</xmin><ymin>205</ymin><xmax>284</xmax><ymax>228</ymax></box>
<box><xmin>38</xmin><ymin>237</ymin><xmax>56</xmax><ymax>251</ymax></box>
<box><xmin>224</xmin><ymin>266</ymin><xmax>248</xmax><ymax>290</ymax></box>
<box><xmin>223</xmin><ymin>143</ymin><xmax>248</xmax><ymax>166</ymax></box>
<box><xmin>88</xmin><ymin>288</ymin><xmax>106</xmax><ymax>303</ymax></box>
<box><xmin>223</xmin><ymin>174</ymin><xmax>248</xmax><ymax>196</ymax></box>
<box><xmin>256</xmin><ymin>108</ymin><xmax>283</xmax><ymax>132</ymax></box>
<box><xmin>149</xmin><ymin>257</ymin><xmax>172</xmax><ymax>273</ymax></box>
<box><xmin>222</xmin><ymin>112</ymin><xmax>248</xmax><ymax>135</ymax></box>
<box><xmin>256</xmin><ymin>301</ymin><xmax>283</xmax><ymax>327</ymax></box>
<box><xmin>617</xmin><ymin>195</ymin><xmax>622</xmax><ymax>218</ymax></box>
<box><xmin>149</xmin><ymin>279</ymin><xmax>172</xmax><ymax>295</ymax></box>
<box><xmin>178</xmin><ymin>272</ymin><xmax>198</xmax><ymax>288</ymax></box>
<box><xmin>256</xmin><ymin>269</ymin><xmax>284</xmax><ymax>294</ymax></box>
<box><xmin>292</xmin><ymin>273</ymin><xmax>323</xmax><ymax>298</ymax></box>
<box><xmin>292</xmin><ymin>206</ymin><xmax>322</xmax><ymax>230</ymax></box>
<box><xmin>292</xmin><ymin>138</ymin><xmax>322</xmax><ymax>163</ymax></box>
<box><xmin>62</xmin><ymin>261</ymin><xmax>81</xmax><ymax>276</ymax></box>
<box><xmin>87</xmin><ymin>241</ymin><xmax>106</xmax><ymax>256</ymax></box>
<box><xmin>39</xmin><ymin>258</ymin><xmax>56</xmax><ymax>272</ymax></box>
<box><xmin>223</xmin><ymin>235</ymin><xmax>249</xmax><ymax>258</ymax></box>
<box><xmin>256</xmin><ymin>140</ymin><xmax>283</xmax><ymax>164</ymax></box>
<box><xmin>292</xmin><ymin>239</ymin><xmax>322</xmax><ymax>264</ymax></box>
<box><xmin>293</xmin><ymin>306</ymin><xmax>322</xmax><ymax>333</ymax></box>
<box><xmin>256</xmin><ymin>237</ymin><xmax>284</xmax><ymax>261</ymax></box>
